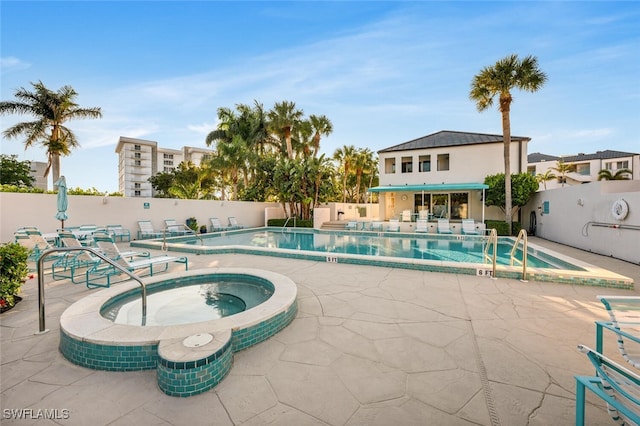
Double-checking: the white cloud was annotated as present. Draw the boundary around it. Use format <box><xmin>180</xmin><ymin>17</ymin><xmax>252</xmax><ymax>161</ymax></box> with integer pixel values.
<box><xmin>0</xmin><ymin>56</ymin><xmax>30</xmax><ymax>73</ymax></box>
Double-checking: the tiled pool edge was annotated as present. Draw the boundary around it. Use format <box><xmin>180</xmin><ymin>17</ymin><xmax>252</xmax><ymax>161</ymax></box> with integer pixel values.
<box><xmin>59</xmin><ymin>268</ymin><xmax>298</xmax><ymax>397</ymax></box>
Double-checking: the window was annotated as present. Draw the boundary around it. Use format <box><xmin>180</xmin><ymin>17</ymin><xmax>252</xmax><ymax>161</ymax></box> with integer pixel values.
<box><xmin>134</xmin><ymin>190</ymin><xmax>141</xmax><ymax>197</ymax></box>
<box><xmin>401</xmin><ymin>156</ymin><xmax>413</xmax><ymax>173</ymax></box>
<box><xmin>605</xmin><ymin>162</ymin><xmax>613</xmax><ymax>170</ymax></box>
<box><xmin>617</xmin><ymin>161</ymin><xmax>629</xmax><ymax>169</ymax></box>
<box><xmin>419</xmin><ymin>155</ymin><xmax>431</xmax><ymax>172</ymax></box>
<box><xmin>437</xmin><ymin>154</ymin><xmax>450</xmax><ymax>171</ymax></box>
<box><xmin>164</xmin><ymin>160</ymin><xmax>173</xmax><ymax>166</ymax></box>
<box><xmin>527</xmin><ymin>166</ymin><xmax>536</xmax><ymax>176</ymax></box>
<box><xmin>432</xmin><ymin>194</ymin><xmax>449</xmax><ymax>218</ymax></box>
<box><xmin>575</xmin><ymin>163</ymin><xmax>590</xmax><ymax>175</ymax></box>
<box><xmin>134</xmin><ymin>152</ymin><xmax>141</xmax><ymax>159</ymax></box>
<box><xmin>163</xmin><ymin>167</ymin><xmax>173</xmax><ymax>173</ymax></box>
<box><xmin>134</xmin><ymin>144</ymin><xmax>141</xmax><ymax>150</ymax></box>
<box><xmin>163</xmin><ymin>154</ymin><xmax>173</xmax><ymax>159</ymax></box>
<box><xmin>385</xmin><ymin>158</ymin><xmax>396</xmax><ymax>174</ymax></box>
<box><xmin>135</xmin><ymin>160</ymin><xmax>141</xmax><ymax>166</ymax></box>
<box><xmin>450</xmin><ymin>193</ymin><xmax>469</xmax><ymax>220</ymax></box>
<box><xmin>134</xmin><ymin>183</ymin><xmax>140</xmax><ymax>189</ymax></box>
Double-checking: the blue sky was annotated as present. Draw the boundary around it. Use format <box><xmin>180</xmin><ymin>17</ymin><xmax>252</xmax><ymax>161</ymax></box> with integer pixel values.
<box><xmin>1</xmin><ymin>1</ymin><xmax>639</xmax><ymax>193</ymax></box>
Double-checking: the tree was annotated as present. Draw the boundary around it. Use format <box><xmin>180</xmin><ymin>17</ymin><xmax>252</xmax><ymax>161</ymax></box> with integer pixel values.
<box><xmin>148</xmin><ymin>171</ymin><xmax>176</xmax><ymax>197</ymax></box>
<box><xmin>552</xmin><ymin>160</ymin><xmax>576</xmax><ymax>187</ymax></box>
<box><xmin>0</xmin><ymin>154</ymin><xmax>35</xmax><ymax>186</ymax></box>
<box><xmin>535</xmin><ymin>169</ymin><xmax>556</xmax><ymax>190</ymax></box>
<box><xmin>333</xmin><ymin>145</ymin><xmax>357</xmax><ymax>203</ymax></box>
<box><xmin>308</xmin><ymin>114</ymin><xmax>333</xmax><ymax>158</ymax></box>
<box><xmin>0</xmin><ymin>81</ymin><xmax>102</xmax><ymax>187</ymax></box>
<box><xmin>470</xmin><ymin>54</ymin><xmax>547</xmax><ymax>235</ymax></box>
<box><xmin>484</xmin><ymin>173</ymin><xmax>539</xmax><ymax>226</ymax></box>
<box><xmin>598</xmin><ymin>168</ymin><xmax>631</xmax><ymax>181</ymax></box>
<box><xmin>268</xmin><ymin>101</ymin><xmax>303</xmax><ymax>159</ymax></box>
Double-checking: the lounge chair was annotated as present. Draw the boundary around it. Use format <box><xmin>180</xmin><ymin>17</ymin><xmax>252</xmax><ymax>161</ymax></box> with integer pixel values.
<box><xmin>418</xmin><ymin>210</ymin><xmax>430</xmax><ymax>220</ymax></box>
<box><xmin>345</xmin><ymin>221</ymin><xmax>358</xmax><ymax>231</ymax></box>
<box><xmin>164</xmin><ymin>219</ymin><xmax>192</xmax><ymax>236</ymax></box>
<box><xmin>370</xmin><ymin>221</ymin><xmax>384</xmax><ymax>231</ymax></box>
<box><xmin>386</xmin><ymin>219</ymin><xmax>400</xmax><ymax>232</ymax></box>
<box><xmin>87</xmin><ymin>234</ymin><xmax>188</xmax><ymax>288</ymax></box>
<box><xmin>228</xmin><ymin>217</ymin><xmax>244</xmax><ymax>230</ymax></box>
<box><xmin>575</xmin><ymin>345</ymin><xmax>640</xmax><ymax>426</ymax></box>
<box><xmin>596</xmin><ymin>296</ymin><xmax>640</xmax><ymax>369</ymax></box>
<box><xmin>415</xmin><ymin>219</ymin><xmax>428</xmax><ymax>233</ymax></box>
<box><xmin>209</xmin><ymin>217</ymin><xmax>227</xmax><ymax>232</ymax></box>
<box><xmin>106</xmin><ymin>225</ymin><xmax>131</xmax><ymax>242</ymax></box>
<box><xmin>15</xmin><ymin>230</ymin><xmax>61</xmax><ymax>262</ymax></box>
<box><xmin>461</xmin><ymin>219</ymin><xmax>479</xmax><ymax>235</ymax></box>
<box><xmin>401</xmin><ymin>210</ymin><xmax>412</xmax><ymax>222</ymax></box>
<box><xmin>437</xmin><ymin>219</ymin><xmax>453</xmax><ymax>234</ymax></box>
<box><xmin>137</xmin><ymin>220</ymin><xmax>163</xmax><ymax>240</ymax></box>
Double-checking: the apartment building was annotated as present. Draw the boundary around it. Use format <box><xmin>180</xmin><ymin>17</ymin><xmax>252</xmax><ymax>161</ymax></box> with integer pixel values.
<box><xmin>527</xmin><ymin>150</ymin><xmax>640</xmax><ymax>190</ymax></box>
<box><xmin>115</xmin><ymin>136</ymin><xmax>214</xmax><ymax>197</ymax></box>
<box><xmin>371</xmin><ymin>130</ymin><xmax>530</xmax><ymax>221</ymax></box>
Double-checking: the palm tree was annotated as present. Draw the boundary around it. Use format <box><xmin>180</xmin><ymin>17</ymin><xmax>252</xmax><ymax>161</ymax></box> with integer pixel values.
<box><xmin>552</xmin><ymin>160</ymin><xmax>576</xmax><ymax>188</ymax></box>
<box><xmin>0</xmin><ymin>81</ymin><xmax>102</xmax><ymax>187</ymax></box>
<box><xmin>268</xmin><ymin>101</ymin><xmax>303</xmax><ymax>159</ymax></box>
<box><xmin>598</xmin><ymin>168</ymin><xmax>632</xmax><ymax>181</ymax></box>
<box><xmin>470</xmin><ymin>54</ymin><xmax>547</xmax><ymax>235</ymax></box>
<box><xmin>309</xmin><ymin>114</ymin><xmax>333</xmax><ymax>158</ymax></box>
<box><xmin>333</xmin><ymin>145</ymin><xmax>357</xmax><ymax>203</ymax></box>
<box><xmin>535</xmin><ymin>169</ymin><xmax>556</xmax><ymax>190</ymax></box>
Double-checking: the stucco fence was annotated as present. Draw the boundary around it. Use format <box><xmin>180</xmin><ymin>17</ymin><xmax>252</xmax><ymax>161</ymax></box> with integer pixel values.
<box><xmin>522</xmin><ymin>180</ymin><xmax>640</xmax><ymax>265</ymax></box>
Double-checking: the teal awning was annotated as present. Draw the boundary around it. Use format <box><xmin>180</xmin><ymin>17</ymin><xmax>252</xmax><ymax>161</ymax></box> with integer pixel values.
<box><xmin>368</xmin><ymin>183</ymin><xmax>488</xmax><ymax>192</ymax></box>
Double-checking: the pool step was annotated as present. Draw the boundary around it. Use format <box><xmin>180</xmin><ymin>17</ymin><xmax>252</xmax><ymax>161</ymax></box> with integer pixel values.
<box><xmin>321</xmin><ymin>221</ymin><xmax>350</xmax><ymax>230</ymax></box>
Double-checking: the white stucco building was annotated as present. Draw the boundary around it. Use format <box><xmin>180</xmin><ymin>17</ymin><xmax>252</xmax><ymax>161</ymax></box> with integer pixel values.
<box><xmin>371</xmin><ymin>130</ymin><xmax>530</xmax><ymax>222</ymax></box>
<box><xmin>115</xmin><ymin>137</ymin><xmax>214</xmax><ymax>197</ymax></box>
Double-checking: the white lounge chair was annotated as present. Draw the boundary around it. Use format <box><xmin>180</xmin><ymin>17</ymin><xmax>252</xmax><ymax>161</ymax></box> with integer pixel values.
<box><xmin>345</xmin><ymin>221</ymin><xmax>358</xmax><ymax>231</ymax></box>
<box><xmin>437</xmin><ymin>219</ymin><xmax>453</xmax><ymax>234</ymax></box>
<box><xmin>401</xmin><ymin>210</ymin><xmax>412</xmax><ymax>222</ymax></box>
<box><xmin>418</xmin><ymin>210</ymin><xmax>430</xmax><ymax>220</ymax></box>
<box><xmin>596</xmin><ymin>296</ymin><xmax>640</xmax><ymax>369</ymax></box>
<box><xmin>387</xmin><ymin>219</ymin><xmax>400</xmax><ymax>232</ymax></box>
<box><xmin>370</xmin><ymin>221</ymin><xmax>384</xmax><ymax>231</ymax></box>
<box><xmin>209</xmin><ymin>217</ymin><xmax>227</xmax><ymax>232</ymax></box>
<box><xmin>461</xmin><ymin>219</ymin><xmax>479</xmax><ymax>235</ymax></box>
<box><xmin>137</xmin><ymin>220</ymin><xmax>162</xmax><ymax>240</ymax></box>
<box><xmin>87</xmin><ymin>234</ymin><xmax>188</xmax><ymax>288</ymax></box>
<box><xmin>164</xmin><ymin>219</ymin><xmax>192</xmax><ymax>236</ymax></box>
<box><xmin>106</xmin><ymin>225</ymin><xmax>131</xmax><ymax>242</ymax></box>
<box><xmin>228</xmin><ymin>217</ymin><xmax>244</xmax><ymax>230</ymax></box>
<box><xmin>415</xmin><ymin>219</ymin><xmax>428</xmax><ymax>233</ymax></box>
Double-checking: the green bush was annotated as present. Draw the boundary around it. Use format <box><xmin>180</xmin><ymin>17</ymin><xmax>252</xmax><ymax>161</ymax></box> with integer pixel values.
<box><xmin>267</xmin><ymin>218</ymin><xmax>313</xmax><ymax>228</ymax></box>
<box><xmin>0</xmin><ymin>242</ymin><xmax>32</xmax><ymax>309</ymax></box>
<box><xmin>485</xmin><ymin>220</ymin><xmax>522</xmax><ymax>236</ymax></box>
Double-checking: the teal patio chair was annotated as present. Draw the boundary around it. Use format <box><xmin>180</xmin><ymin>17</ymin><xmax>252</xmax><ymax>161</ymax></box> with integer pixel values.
<box><xmin>106</xmin><ymin>225</ymin><xmax>131</xmax><ymax>242</ymax></box>
<box><xmin>596</xmin><ymin>296</ymin><xmax>640</xmax><ymax>370</ymax></box>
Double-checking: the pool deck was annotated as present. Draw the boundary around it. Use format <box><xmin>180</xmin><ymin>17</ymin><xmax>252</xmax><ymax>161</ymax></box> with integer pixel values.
<box><xmin>1</xmin><ymin>237</ymin><xmax>639</xmax><ymax>425</ymax></box>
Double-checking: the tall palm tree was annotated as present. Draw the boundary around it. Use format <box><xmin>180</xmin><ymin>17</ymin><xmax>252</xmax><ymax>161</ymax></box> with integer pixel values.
<box><xmin>0</xmin><ymin>81</ymin><xmax>102</xmax><ymax>187</ymax></box>
<box><xmin>470</xmin><ymin>54</ymin><xmax>547</xmax><ymax>235</ymax></box>
<box><xmin>552</xmin><ymin>160</ymin><xmax>576</xmax><ymax>188</ymax></box>
<box><xmin>333</xmin><ymin>145</ymin><xmax>357</xmax><ymax>203</ymax></box>
<box><xmin>598</xmin><ymin>168</ymin><xmax>631</xmax><ymax>181</ymax></box>
<box><xmin>268</xmin><ymin>101</ymin><xmax>303</xmax><ymax>159</ymax></box>
<box><xmin>309</xmin><ymin>114</ymin><xmax>333</xmax><ymax>157</ymax></box>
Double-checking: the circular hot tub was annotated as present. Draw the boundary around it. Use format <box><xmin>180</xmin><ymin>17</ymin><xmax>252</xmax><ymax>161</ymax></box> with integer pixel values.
<box><xmin>59</xmin><ymin>268</ymin><xmax>297</xmax><ymax>397</ymax></box>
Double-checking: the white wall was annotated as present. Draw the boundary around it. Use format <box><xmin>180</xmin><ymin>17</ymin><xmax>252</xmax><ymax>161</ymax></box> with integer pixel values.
<box><xmin>0</xmin><ymin>193</ymin><xmax>281</xmax><ymax>243</ymax></box>
<box><xmin>523</xmin><ymin>181</ymin><xmax>640</xmax><ymax>264</ymax></box>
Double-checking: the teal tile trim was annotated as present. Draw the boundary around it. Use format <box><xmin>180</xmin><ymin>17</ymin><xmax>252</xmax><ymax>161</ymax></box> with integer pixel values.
<box><xmin>232</xmin><ymin>300</ymin><xmax>298</xmax><ymax>351</ymax></box>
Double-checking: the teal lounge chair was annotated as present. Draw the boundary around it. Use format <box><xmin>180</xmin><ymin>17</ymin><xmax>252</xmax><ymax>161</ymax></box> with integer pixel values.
<box><xmin>596</xmin><ymin>296</ymin><xmax>640</xmax><ymax>369</ymax></box>
<box><xmin>345</xmin><ymin>221</ymin><xmax>358</xmax><ymax>231</ymax></box>
<box><xmin>106</xmin><ymin>225</ymin><xmax>131</xmax><ymax>242</ymax></box>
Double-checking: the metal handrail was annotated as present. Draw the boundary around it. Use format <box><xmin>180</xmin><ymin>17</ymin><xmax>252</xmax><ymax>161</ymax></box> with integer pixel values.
<box><xmin>483</xmin><ymin>228</ymin><xmax>498</xmax><ymax>278</ymax></box>
<box><xmin>510</xmin><ymin>229</ymin><xmax>528</xmax><ymax>281</ymax></box>
<box><xmin>282</xmin><ymin>216</ymin><xmax>296</xmax><ymax>232</ymax></box>
<box><xmin>162</xmin><ymin>225</ymin><xmax>202</xmax><ymax>251</ymax></box>
<box><xmin>36</xmin><ymin>246</ymin><xmax>148</xmax><ymax>333</ymax></box>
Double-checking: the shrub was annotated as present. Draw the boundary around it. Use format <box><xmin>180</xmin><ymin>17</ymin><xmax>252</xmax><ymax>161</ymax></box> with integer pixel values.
<box><xmin>267</xmin><ymin>218</ymin><xmax>313</xmax><ymax>228</ymax></box>
<box><xmin>485</xmin><ymin>220</ymin><xmax>522</xmax><ymax>236</ymax></box>
<box><xmin>0</xmin><ymin>242</ymin><xmax>31</xmax><ymax>309</ymax></box>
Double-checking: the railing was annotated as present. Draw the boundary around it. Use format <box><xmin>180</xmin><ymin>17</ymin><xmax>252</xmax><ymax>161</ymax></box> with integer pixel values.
<box><xmin>161</xmin><ymin>225</ymin><xmax>202</xmax><ymax>251</ymax></box>
<box><xmin>510</xmin><ymin>229</ymin><xmax>528</xmax><ymax>282</ymax></box>
<box><xmin>483</xmin><ymin>228</ymin><xmax>498</xmax><ymax>278</ymax></box>
<box><xmin>282</xmin><ymin>216</ymin><xmax>296</xmax><ymax>232</ymax></box>
<box><xmin>36</xmin><ymin>246</ymin><xmax>148</xmax><ymax>333</ymax></box>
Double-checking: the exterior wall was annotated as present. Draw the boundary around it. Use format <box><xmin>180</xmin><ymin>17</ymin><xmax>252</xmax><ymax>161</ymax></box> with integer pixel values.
<box><xmin>0</xmin><ymin>192</ymin><xmax>280</xmax><ymax>243</ymax></box>
<box><xmin>522</xmin><ymin>181</ymin><xmax>640</xmax><ymax>264</ymax></box>
<box><xmin>28</xmin><ymin>161</ymin><xmax>48</xmax><ymax>191</ymax></box>
<box><xmin>378</xmin><ymin>141</ymin><xmax>528</xmax><ymax>186</ymax></box>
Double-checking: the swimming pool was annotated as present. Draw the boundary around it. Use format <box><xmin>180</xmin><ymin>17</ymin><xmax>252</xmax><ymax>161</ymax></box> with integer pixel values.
<box><xmin>130</xmin><ymin>227</ymin><xmax>633</xmax><ymax>288</ymax></box>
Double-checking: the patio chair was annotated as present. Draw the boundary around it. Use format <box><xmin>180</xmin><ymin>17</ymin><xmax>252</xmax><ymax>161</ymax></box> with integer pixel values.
<box><xmin>461</xmin><ymin>219</ymin><xmax>479</xmax><ymax>235</ymax></box>
<box><xmin>437</xmin><ymin>219</ymin><xmax>453</xmax><ymax>234</ymax></box>
<box><xmin>164</xmin><ymin>219</ymin><xmax>192</xmax><ymax>236</ymax></box>
<box><xmin>401</xmin><ymin>210</ymin><xmax>412</xmax><ymax>222</ymax></box>
<box><xmin>345</xmin><ymin>221</ymin><xmax>358</xmax><ymax>231</ymax></box>
<box><xmin>15</xmin><ymin>230</ymin><xmax>61</xmax><ymax>262</ymax></box>
<box><xmin>386</xmin><ymin>219</ymin><xmax>400</xmax><ymax>232</ymax></box>
<box><xmin>370</xmin><ymin>221</ymin><xmax>384</xmax><ymax>232</ymax></box>
<box><xmin>209</xmin><ymin>217</ymin><xmax>224</xmax><ymax>232</ymax></box>
<box><xmin>106</xmin><ymin>225</ymin><xmax>131</xmax><ymax>242</ymax></box>
<box><xmin>137</xmin><ymin>220</ymin><xmax>163</xmax><ymax>240</ymax></box>
<box><xmin>575</xmin><ymin>345</ymin><xmax>640</xmax><ymax>426</ymax></box>
<box><xmin>228</xmin><ymin>217</ymin><xmax>244</xmax><ymax>230</ymax></box>
<box><xmin>87</xmin><ymin>234</ymin><xmax>188</xmax><ymax>288</ymax></box>
<box><xmin>418</xmin><ymin>209</ymin><xmax>430</xmax><ymax>220</ymax></box>
<box><xmin>415</xmin><ymin>219</ymin><xmax>428</xmax><ymax>233</ymax></box>
<box><xmin>596</xmin><ymin>296</ymin><xmax>640</xmax><ymax>369</ymax></box>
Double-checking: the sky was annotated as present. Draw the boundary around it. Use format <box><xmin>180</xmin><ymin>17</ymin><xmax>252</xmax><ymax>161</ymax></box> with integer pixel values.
<box><xmin>1</xmin><ymin>1</ymin><xmax>639</xmax><ymax>193</ymax></box>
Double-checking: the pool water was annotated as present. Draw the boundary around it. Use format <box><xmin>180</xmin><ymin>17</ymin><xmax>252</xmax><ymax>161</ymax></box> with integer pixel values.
<box><xmin>184</xmin><ymin>230</ymin><xmax>583</xmax><ymax>271</ymax></box>
<box><xmin>101</xmin><ymin>276</ymin><xmax>274</xmax><ymax>326</ymax></box>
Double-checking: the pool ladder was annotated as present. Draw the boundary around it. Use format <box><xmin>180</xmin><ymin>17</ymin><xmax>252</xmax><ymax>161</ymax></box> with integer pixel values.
<box><xmin>161</xmin><ymin>225</ymin><xmax>203</xmax><ymax>251</ymax></box>
<box><xmin>282</xmin><ymin>216</ymin><xmax>296</xmax><ymax>232</ymax></box>
<box><xmin>483</xmin><ymin>228</ymin><xmax>498</xmax><ymax>278</ymax></box>
<box><xmin>36</xmin><ymin>246</ymin><xmax>148</xmax><ymax>333</ymax></box>
<box><xmin>510</xmin><ymin>229</ymin><xmax>528</xmax><ymax>282</ymax></box>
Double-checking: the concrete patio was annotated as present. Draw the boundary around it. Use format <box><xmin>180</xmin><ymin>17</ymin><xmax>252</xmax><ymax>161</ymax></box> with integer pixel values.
<box><xmin>1</xmin><ymin>237</ymin><xmax>639</xmax><ymax>425</ymax></box>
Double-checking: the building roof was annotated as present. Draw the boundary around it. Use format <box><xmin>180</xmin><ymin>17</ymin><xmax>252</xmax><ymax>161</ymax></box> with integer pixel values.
<box><xmin>368</xmin><ymin>183</ymin><xmax>489</xmax><ymax>192</ymax></box>
<box><xmin>378</xmin><ymin>130</ymin><xmax>531</xmax><ymax>153</ymax></box>
<box><xmin>527</xmin><ymin>152</ymin><xmax>559</xmax><ymax>163</ymax></box>
<box><xmin>559</xmin><ymin>150</ymin><xmax>638</xmax><ymax>162</ymax></box>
